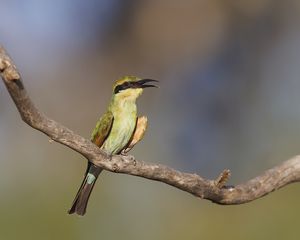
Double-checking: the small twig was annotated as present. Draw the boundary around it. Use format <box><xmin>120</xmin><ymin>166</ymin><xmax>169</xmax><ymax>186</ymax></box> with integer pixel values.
<box><xmin>215</xmin><ymin>170</ymin><xmax>231</xmax><ymax>188</ymax></box>
<box><xmin>1</xmin><ymin>45</ymin><xmax>300</xmax><ymax>206</ymax></box>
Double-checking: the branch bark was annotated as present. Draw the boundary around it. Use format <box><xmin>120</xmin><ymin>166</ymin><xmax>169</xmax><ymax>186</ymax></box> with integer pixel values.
<box><xmin>1</xmin><ymin>45</ymin><xmax>300</xmax><ymax>205</ymax></box>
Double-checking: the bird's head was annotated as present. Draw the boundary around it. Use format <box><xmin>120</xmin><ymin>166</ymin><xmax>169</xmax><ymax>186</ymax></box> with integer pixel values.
<box><xmin>112</xmin><ymin>76</ymin><xmax>158</xmax><ymax>101</ymax></box>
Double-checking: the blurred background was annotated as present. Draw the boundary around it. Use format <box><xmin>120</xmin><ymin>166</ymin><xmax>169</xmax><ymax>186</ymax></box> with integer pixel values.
<box><xmin>1</xmin><ymin>0</ymin><xmax>300</xmax><ymax>239</ymax></box>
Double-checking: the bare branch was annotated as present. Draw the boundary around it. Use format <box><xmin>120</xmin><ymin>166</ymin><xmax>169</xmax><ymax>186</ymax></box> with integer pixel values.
<box><xmin>1</xmin><ymin>45</ymin><xmax>300</xmax><ymax>205</ymax></box>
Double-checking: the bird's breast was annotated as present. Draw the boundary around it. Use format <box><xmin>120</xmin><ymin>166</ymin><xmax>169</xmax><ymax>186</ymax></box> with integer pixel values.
<box><xmin>101</xmin><ymin>105</ymin><xmax>137</xmax><ymax>154</ymax></box>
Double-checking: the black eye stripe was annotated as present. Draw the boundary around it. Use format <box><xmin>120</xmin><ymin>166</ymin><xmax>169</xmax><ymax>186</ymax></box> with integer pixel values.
<box><xmin>114</xmin><ymin>81</ymin><xmax>134</xmax><ymax>94</ymax></box>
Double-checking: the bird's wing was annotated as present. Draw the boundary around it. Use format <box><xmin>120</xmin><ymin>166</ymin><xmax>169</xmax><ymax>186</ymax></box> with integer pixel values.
<box><xmin>122</xmin><ymin>116</ymin><xmax>148</xmax><ymax>153</ymax></box>
<box><xmin>91</xmin><ymin>111</ymin><xmax>114</xmax><ymax>147</ymax></box>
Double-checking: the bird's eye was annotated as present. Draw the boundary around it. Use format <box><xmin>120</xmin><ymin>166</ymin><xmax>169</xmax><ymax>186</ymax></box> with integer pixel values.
<box><xmin>123</xmin><ymin>82</ymin><xmax>131</xmax><ymax>88</ymax></box>
<box><xmin>114</xmin><ymin>82</ymin><xmax>132</xmax><ymax>94</ymax></box>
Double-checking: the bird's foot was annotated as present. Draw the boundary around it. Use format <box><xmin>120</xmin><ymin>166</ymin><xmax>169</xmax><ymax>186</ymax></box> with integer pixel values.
<box><xmin>120</xmin><ymin>150</ymin><xmax>128</xmax><ymax>156</ymax></box>
<box><xmin>119</xmin><ymin>153</ymin><xmax>136</xmax><ymax>166</ymax></box>
<box><xmin>120</xmin><ymin>148</ymin><xmax>131</xmax><ymax>156</ymax></box>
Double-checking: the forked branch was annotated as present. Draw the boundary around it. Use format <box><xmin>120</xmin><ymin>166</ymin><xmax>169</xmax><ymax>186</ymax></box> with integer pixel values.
<box><xmin>1</xmin><ymin>45</ymin><xmax>300</xmax><ymax>205</ymax></box>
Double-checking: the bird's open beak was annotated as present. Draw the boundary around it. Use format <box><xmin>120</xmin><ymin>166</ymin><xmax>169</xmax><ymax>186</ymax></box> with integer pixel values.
<box><xmin>136</xmin><ymin>79</ymin><xmax>159</xmax><ymax>89</ymax></box>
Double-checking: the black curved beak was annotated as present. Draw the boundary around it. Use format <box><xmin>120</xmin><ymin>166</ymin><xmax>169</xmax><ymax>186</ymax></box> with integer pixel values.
<box><xmin>137</xmin><ymin>79</ymin><xmax>159</xmax><ymax>89</ymax></box>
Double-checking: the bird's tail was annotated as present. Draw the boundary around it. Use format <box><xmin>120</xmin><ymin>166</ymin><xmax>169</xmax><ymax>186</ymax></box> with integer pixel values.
<box><xmin>68</xmin><ymin>163</ymin><xmax>102</xmax><ymax>216</ymax></box>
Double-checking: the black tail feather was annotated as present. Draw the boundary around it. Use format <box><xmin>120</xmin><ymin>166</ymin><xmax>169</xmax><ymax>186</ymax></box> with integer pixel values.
<box><xmin>68</xmin><ymin>163</ymin><xmax>102</xmax><ymax>216</ymax></box>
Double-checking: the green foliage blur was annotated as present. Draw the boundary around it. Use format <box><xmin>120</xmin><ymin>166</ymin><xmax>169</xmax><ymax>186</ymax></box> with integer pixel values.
<box><xmin>0</xmin><ymin>1</ymin><xmax>300</xmax><ymax>239</ymax></box>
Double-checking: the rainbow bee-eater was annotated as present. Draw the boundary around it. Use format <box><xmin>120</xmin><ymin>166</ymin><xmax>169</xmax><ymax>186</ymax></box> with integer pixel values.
<box><xmin>68</xmin><ymin>76</ymin><xmax>158</xmax><ymax>216</ymax></box>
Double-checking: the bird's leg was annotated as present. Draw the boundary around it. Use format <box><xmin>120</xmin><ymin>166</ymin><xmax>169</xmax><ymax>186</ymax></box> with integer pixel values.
<box><xmin>118</xmin><ymin>153</ymin><xmax>136</xmax><ymax>166</ymax></box>
<box><xmin>120</xmin><ymin>150</ymin><xmax>129</xmax><ymax>156</ymax></box>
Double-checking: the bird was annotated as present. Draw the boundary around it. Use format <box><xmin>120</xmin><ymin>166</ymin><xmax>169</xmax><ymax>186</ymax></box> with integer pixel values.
<box><xmin>68</xmin><ymin>76</ymin><xmax>158</xmax><ymax>216</ymax></box>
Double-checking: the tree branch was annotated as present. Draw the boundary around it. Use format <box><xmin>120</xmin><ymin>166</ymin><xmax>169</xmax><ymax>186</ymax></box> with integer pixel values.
<box><xmin>1</xmin><ymin>45</ymin><xmax>300</xmax><ymax>205</ymax></box>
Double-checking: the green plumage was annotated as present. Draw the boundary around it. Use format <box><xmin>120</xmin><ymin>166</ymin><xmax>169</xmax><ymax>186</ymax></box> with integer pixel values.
<box><xmin>101</xmin><ymin>96</ymin><xmax>137</xmax><ymax>154</ymax></box>
<box><xmin>68</xmin><ymin>76</ymin><xmax>157</xmax><ymax>216</ymax></box>
<box><xmin>90</xmin><ymin>111</ymin><xmax>114</xmax><ymax>148</ymax></box>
